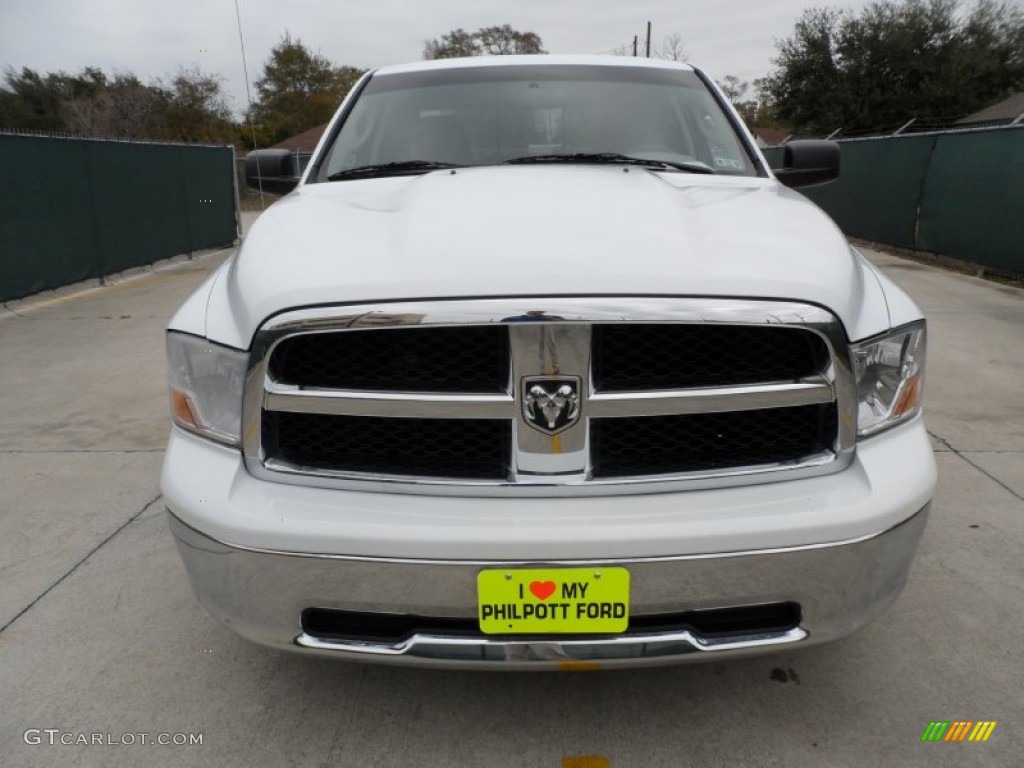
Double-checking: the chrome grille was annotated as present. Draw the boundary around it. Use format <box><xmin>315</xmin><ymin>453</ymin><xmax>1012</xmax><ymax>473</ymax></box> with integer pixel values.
<box><xmin>242</xmin><ymin>299</ymin><xmax>856</xmax><ymax>497</ymax></box>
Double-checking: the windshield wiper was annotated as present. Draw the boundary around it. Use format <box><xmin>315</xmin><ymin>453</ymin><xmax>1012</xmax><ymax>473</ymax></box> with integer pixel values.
<box><xmin>327</xmin><ymin>160</ymin><xmax>464</xmax><ymax>181</ymax></box>
<box><xmin>503</xmin><ymin>152</ymin><xmax>716</xmax><ymax>174</ymax></box>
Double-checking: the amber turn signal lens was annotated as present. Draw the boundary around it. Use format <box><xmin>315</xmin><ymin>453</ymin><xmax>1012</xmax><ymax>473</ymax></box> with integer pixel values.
<box><xmin>893</xmin><ymin>377</ymin><xmax>922</xmax><ymax>417</ymax></box>
<box><xmin>171</xmin><ymin>388</ymin><xmax>201</xmax><ymax>429</ymax></box>
<box><xmin>166</xmin><ymin>332</ymin><xmax>246</xmax><ymax>445</ymax></box>
<box><xmin>851</xmin><ymin>321</ymin><xmax>926</xmax><ymax>437</ymax></box>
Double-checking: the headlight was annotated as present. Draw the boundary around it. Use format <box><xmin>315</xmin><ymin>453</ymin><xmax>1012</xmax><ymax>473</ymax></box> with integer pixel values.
<box><xmin>851</xmin><ymin>321</ymin><xmax>926</xmax><ymax>438</ymax></box>
<box><xmin>166</xmin><ymin>332</ymin><xmax>247</xmax><ymax>446</ymax></box>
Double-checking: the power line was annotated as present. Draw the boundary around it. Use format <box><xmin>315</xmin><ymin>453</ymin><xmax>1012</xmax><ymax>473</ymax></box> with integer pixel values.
<box><xmin>594</xmin><ymin>40</ymin><xmax>635</xmax><ymax>56</ymax></box>
<box><xmin>233</xmin><ymin>0</ymin><xmax>264</xmax><ymax>210</ymax></box>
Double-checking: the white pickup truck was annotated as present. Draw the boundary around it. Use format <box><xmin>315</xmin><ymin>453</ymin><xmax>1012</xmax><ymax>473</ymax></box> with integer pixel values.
<box><xmin>162</xmin><ymin>55</ymin><xmax>936</xmax><ymax>669</ymax></box>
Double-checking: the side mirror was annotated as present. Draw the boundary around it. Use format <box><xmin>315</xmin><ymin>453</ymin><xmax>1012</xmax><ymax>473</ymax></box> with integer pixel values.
<box><xmin>245</xmin><ymin>149</ymin><xmax>303</xmax><ymax>195</ymax></box>
<box><xmin>774</xmin><ymin>140</ymin><xmax>840</xmax><ymax>188</ymax></box>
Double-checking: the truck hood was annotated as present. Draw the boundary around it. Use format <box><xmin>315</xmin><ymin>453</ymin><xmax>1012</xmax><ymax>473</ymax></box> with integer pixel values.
<box><xmin>207</xmin><ymin>165</ymin><xmax>890</xmax><ymax>346</ymax></box>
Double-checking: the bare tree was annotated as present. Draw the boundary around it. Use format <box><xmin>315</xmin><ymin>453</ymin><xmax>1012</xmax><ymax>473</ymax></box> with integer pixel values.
<box><xmin>715</xmin><ymin>76</ymin><xmax>778</xmax><ymax>127</ymax></box>
<box><xmin>63</xmin><ymin>74</ymin><xmax>168</xmax><ymax>139</ymax></box>
<box><xmin>609</xmin><ymin>33</ymin><xmax>688</xmax><ymax>60</ymax></box>
<box><xmin>63</xmin><ymin>94</ymin><xmax>109</xmax><ymax>136</ymax></box>
<box><xmin>718</xmin><ymin>75</ymin><xmax>749</xmax><ymax>103</ymax></box>
<box><xmin>657</xmin><ymin>33</ymin><xmax>689</xmax><ymax>62</ymax></box>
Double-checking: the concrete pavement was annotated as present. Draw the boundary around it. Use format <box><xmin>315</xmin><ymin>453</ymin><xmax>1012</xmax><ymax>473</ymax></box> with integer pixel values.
<box><xmin>1</xmin><ymin>232</ymin><xmax>1021</xmax><ymax>767</ymax></box>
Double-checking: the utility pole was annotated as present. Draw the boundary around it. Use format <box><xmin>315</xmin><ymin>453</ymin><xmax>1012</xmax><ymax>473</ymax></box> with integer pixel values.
<box><xmin>633</xmin><ymin>35</ymin><xmax>638</xmax><ymax>57</ymax></box>
<box><xmin>645</xmin><ymin>21</ymin><xmax>652</xmax><ymax>57</ymax></box>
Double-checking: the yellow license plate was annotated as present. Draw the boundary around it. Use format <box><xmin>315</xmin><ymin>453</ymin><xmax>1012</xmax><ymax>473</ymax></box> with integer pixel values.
<box><xmin>477</xmin><ymin>567</ymin><xmax>630</xmax><ymax>634</ymax></box>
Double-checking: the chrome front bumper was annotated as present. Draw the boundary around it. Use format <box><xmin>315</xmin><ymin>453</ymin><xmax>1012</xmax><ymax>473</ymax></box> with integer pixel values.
<box><xmin>168</xmin><ymin>505</ymin><xmax>928</xmax><ymax>669</ymax></box>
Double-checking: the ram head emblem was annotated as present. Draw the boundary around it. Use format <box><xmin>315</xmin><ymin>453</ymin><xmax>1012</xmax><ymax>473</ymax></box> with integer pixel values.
<box><xmin>522</xmin><ymin>377</ymin><xmax>581</xmax><ymax>434</ymax></box>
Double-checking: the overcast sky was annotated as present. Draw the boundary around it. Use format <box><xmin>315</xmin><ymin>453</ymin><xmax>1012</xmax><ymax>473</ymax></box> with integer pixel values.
<box><xmin>2</xmin><ymin>0</ymin><xmax>874</xmax><ymax>116</ymax></box>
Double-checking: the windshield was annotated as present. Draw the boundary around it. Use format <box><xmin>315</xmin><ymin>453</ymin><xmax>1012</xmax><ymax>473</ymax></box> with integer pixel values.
<box><xmin>316</xmin><ymin>65</ymin><xmax>759</xmax><ymax>180</ymax></box>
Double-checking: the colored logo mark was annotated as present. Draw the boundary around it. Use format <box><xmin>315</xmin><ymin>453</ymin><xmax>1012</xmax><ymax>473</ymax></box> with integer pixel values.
<box><xmin>563</xmin><ymin>758</ymin><xmax>610</xmax><ymax>768</ymax></box>
<box><xmin>920</xmin><ymin>721</ymin><xmax>997</xmax><ymax>742</ymax></box>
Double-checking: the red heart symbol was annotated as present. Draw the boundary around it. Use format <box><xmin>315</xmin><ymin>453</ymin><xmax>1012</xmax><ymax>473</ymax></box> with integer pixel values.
<box><xmin>529</xmin><ymin>581</ymin><xmax>556</xmax><ymax>601</ymax></box>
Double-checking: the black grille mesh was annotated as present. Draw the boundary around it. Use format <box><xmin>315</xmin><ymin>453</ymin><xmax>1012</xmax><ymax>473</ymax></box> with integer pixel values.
<box><xmin>591</xmin><ymin>404</ymin><xmax>837</xmax><ymax>478</ymax></box>
<box><xmin>269</xmin><ymin>326</ymin><xmax>510</xmax><ymax>393</ymax></box>
<box><xmin>592</xmin><ymin>324</ymin><xmax>830</xmax><ymax>391</ymax></box>
<box><xmin>262</xmin><ymin>412</ymin><xmax>511</xmax><ymax>479</ymax></box>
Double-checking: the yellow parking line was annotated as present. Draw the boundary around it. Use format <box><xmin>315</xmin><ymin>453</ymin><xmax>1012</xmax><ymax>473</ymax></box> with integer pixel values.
<box><xmin>11</xmin><ymin>275</ymin><xmax>177</xmax><ymax>312</ymax></box>
<box><xmin>7</xmin><ymin>249</ymin><xmax>233</xmax><ymax>314</ymax></box>
<box><xmin>10</xmin><ymin>285</ymin><xmax>108</xmax><ymax>311</ymax></box>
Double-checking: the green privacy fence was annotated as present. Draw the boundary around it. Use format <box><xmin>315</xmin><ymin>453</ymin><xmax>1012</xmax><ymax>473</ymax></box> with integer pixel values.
<box><xmin>0</xmin><ymin>134</ymin><xmax>238</xmax><ymax>302</ymax></box>
<box><xmin>763</xmin><ymin>126</ymin><xmax>1024</xmax><ymax>275</ymax></box>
